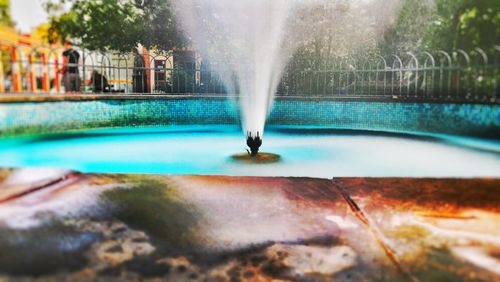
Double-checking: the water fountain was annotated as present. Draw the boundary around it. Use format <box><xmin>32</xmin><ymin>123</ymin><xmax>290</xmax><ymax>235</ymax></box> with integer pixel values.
<box><xmin>173</xmin><ymin>0</ymin><xmax>293</xmax><ymax>155</ymax></box>
<box><xmin>0</xmin><ymin>1</ymin><xmax>499</xmax><ymax>280</ymax></box>
<box><xmin>173</xmin><ymin>0</ymin><xmax>399</xmax><ymax>156</ymax></box>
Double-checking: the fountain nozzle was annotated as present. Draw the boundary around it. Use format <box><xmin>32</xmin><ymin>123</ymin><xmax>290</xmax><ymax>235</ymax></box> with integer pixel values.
<box><xmin>246</xmin><ymin>131</ymin><xmax>262</xmax><ymax>156</ymax></box>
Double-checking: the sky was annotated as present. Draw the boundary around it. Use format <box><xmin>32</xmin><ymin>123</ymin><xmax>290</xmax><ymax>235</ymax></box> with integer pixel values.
<box><xmin>10</xmin><ymin>0</ymin><xmax>48</xmax><ymax>33</ymax></box>
<box><xmin>10</xmin><ymin>0</ymin><xmax>70</xmax><ymax>33</ymax></box>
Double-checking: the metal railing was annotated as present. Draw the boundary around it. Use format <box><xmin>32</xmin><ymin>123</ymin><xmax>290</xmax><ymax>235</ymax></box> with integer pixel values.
<box><xmin>280</xmin><ymin>47</ymin><xmax>499</xmax><ymax>103</ymax></box>
<box><xmin>0</xmin><ymin>44</ymin><xmax>498</xmax><ymax>103</ymax></box>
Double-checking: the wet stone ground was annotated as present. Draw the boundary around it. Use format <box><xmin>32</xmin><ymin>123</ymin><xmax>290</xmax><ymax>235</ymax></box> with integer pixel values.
<box><xmin>0</xmin><ymin>168</ymin><xmax>498</xmax><ymax>281</ymax></box>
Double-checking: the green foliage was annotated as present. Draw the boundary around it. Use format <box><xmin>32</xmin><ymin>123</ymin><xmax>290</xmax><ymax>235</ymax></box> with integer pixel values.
<box><xmin>0</xmin><ymin>0</ymin><xmax>14</xmax><ymax>27</ymax></box>
<box><xmin>1</xmin><ymin>49</ymin><xmax>11</xmax><ymax>74</ymax></box>
<box><xmin>381</xmin><ymin>0</ymin><xmax>499</xmax><ymax>53</ymax></box>
<box><xmin>44</xmin><ymin>0</ymin><xmax>185</xmax><ymax>51</ymax></box>
<box><xmin>424</xmin><ymin>0</ymin><xmax>500</xmax><ymax>50</ymax></box>
<box><xmin>379</xmin><ymin>0</ymin><xmax>435</xmax><ymax>53</ymax></box>
<box><xmin>133</xmin><ymin>0</ymin><xmax>183</xmax><ymax>51</ymax></box>
<box><xmin>0</xmin><ymin>0</ymin><xmax>12</xmax><ymax>74</ymax></box>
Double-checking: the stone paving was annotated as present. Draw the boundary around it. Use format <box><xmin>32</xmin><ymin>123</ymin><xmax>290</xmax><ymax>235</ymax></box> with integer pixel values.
<box><xmin>0</xmin><ymin>168</ymin><xmax>498</xmax><ymax>281</ymax></box>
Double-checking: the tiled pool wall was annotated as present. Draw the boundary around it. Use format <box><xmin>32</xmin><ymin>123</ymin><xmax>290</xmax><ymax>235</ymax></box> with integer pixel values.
<box><xmin>0</xmin><ymin>97</ymin><xmax>499</xmax><ymax>138</ymax></box>
<box><xmin>269</xmin><ymin>99</ymin><xmax>500</xmax><ymax>138</ymax></box>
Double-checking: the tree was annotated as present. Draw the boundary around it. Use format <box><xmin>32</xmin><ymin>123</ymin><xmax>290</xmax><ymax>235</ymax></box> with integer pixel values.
<box><xmin>423</xmin><ymin>0</ymin><xmax>500</xmax><ymax>51</ymax></box>
<box><xmin>379</xmin><ymin>0</ymin><xmax>499</xmax><ymax>53</ymax></box>
<box><xmin>0</xmin><ymin>0</ymin><xmax>14</xmax><ymax>76</ymax></box>
<box><xmin>43</xmin><ymin>0</ymin><xmax>185</xmax><ymax>51</ymax></box>
<box><xmin>379</xmin><ymin>0</ymin><xmax>435</xmax><ymax>54</ymax></box>
<box><xmin>133</xmin><ymin>0</ymin><xmax>183</xmax><ymax>50</ymax></box>
<box><xmin>0</xmin><ymin>0</ymin><xmax>14</xmax><ymax>27</ymax></box>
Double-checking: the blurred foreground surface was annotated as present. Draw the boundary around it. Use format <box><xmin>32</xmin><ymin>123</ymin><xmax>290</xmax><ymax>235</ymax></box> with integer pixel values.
<box><xmin>0</xmin><ymin>168</ymin><xmax>498</xmax><ymax>281</ymax></box>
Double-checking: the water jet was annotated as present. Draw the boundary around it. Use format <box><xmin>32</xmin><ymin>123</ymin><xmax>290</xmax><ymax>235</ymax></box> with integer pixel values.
<box><xmin>173</xmin><ymin>0</ymin><xmax>399</xmax><ymax>152</ymax></box>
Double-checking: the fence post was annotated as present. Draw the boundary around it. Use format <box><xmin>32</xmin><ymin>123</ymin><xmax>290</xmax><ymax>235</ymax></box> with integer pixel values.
<box><xmin>473</xmin><ymin>47</ymin><xmax>488</xmax><ymax>100</ymax></box>
<box><xmin>437</xmin><ymin>51</ymin><xmax>452</xmax><ymax>99</ymax></box>
<box><xmin>406</xmin><ymin>52</ymin><xmax>419</xmax><ymax>98</ymax></box>
<box><xmin>494</xmin><ymin>45</ymin><xmax>500</xmax><ymax>101</ymax></box>
<box><xmin>455</xmin><ymin>49</ymin><xmax>471</xmax><ymax>99</ymax></box>
<box><xmin>11</xmin><ymin>47</ymin><xmax>21</xmax><ymax>92</ymax></box>
<box><xmin>421</xmin><ymin>52</ymin><xmax>436</xmax><ymax>98</ymax></box>
<box><xmin>144</xmin><ymin>48</ymin><xmax>151</xmax><ymax>93</ymax></box>
<box><xmin>0</xmin><ymin>51</ymin><xmax>4</xmax><ymax>92</ymax></box>
<box><xmin>41</xmin><ymin>52</ymin><xmax>50</xmax><ymax>92</ymax></box>
<box><xmin>28</xmin><ymin>53</ymin><xmax>37</xmax><ymax>93</ymax></box>
<box><xmin>54</xmin><ymin>55</ymin><xmax>61</xmax><ymax>93</ymax></box>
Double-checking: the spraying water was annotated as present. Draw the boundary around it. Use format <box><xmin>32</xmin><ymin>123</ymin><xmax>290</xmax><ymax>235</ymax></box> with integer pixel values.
<box><xmin>173</xmin><ymin>0</ymin><xmax>400</xmax><ymax>153</ymax></box>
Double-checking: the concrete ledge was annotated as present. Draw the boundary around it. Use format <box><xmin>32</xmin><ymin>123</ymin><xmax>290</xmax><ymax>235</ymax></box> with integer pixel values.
<box><xmin>0</xmin><ymin>167</ymin><xmax>499</xmax><ymax>280</ymax></box>
<box><xmin>0</xmin><ymin>93</ymin><xmax>497</xmax><ymax>104</ymax></box>
<box><xmin>0</xmin><ymin>93</ymin><xmax>229</xmax><ymax>103</ymax></box>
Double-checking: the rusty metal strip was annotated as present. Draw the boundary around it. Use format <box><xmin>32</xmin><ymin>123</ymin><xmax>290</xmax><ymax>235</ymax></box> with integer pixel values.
<box><xmin>0</xmin><ymin>172</ymin><xmax>81</xmax><ymax>204</ymax></box>
<box><xmin>331</xmin><ymin>178</ymin><xmax>419</xmax><ymax>282</ymax></box>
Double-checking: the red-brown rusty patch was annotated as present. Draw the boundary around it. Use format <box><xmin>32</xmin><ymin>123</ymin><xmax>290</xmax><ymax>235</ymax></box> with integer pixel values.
<box><xmin>333</xmin><ymin>178</ymin><xmax>500</xmax><ymax>213</ymax></box>
<box><xmin>413</xmin><ymin>211</ymin><xmax>476</xmax><ymax>219</ymax></box>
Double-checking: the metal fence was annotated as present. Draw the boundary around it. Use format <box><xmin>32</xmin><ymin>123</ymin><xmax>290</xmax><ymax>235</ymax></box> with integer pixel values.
<box><xmin>0</xmin><ymin>44</ymin><xmax>498</xmax><ymax>103</ymax></box>
<box><xmin>279</xmin><ymin>46</ymin><xmax>499</xmax><ymax>103</ymax></box>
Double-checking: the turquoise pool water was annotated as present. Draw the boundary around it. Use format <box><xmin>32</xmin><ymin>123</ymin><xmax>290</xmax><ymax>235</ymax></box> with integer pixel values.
<box><xmin>0</xmin><ymin>125</ymin><xmax>498</xmax><ymax>178</ymax></box>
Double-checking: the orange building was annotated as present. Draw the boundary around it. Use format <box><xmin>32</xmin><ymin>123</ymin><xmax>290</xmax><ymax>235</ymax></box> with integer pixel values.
<box><xmin>0</xmin><ymin>24</ymin><xmax>63</xmax><ymax>93</ymax></box>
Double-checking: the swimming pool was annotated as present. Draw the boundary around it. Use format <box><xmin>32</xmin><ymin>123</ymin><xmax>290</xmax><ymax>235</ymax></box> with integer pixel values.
<box><xmin>0</xmin><ymin>96</ymin><xmax>499</xmax><ymax>281</ymax></box>
<box><xmin>0</xmin><ymin>96</ymin><xmax>498</xmax><ymax>177</ymax></box>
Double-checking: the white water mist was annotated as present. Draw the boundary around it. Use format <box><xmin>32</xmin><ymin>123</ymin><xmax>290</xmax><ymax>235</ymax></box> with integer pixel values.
<box><xmin>173</xmin><ymin>0</ymin><xmax>400</xmax><ymax>139</ymax></box>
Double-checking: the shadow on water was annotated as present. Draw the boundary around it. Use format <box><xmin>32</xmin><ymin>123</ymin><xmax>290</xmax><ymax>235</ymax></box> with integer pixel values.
<box><xmin>20</xmin><ymin>126</ymin><xmax>239</xmax><ymax>145</ymax></box>
<box><xmin>269</xmin><ymin>127</ymin><xmax>500</xmax><ymax>155</ymax></box>
<box><xmin>270</xmin><ymin>127</ymin><xmax>444</xmax><ymax>140</ymax></box>
<box><xmin>0</xmin><ymin>222</ymin><xmax>101</xmax><ymax>276</ymax></box>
